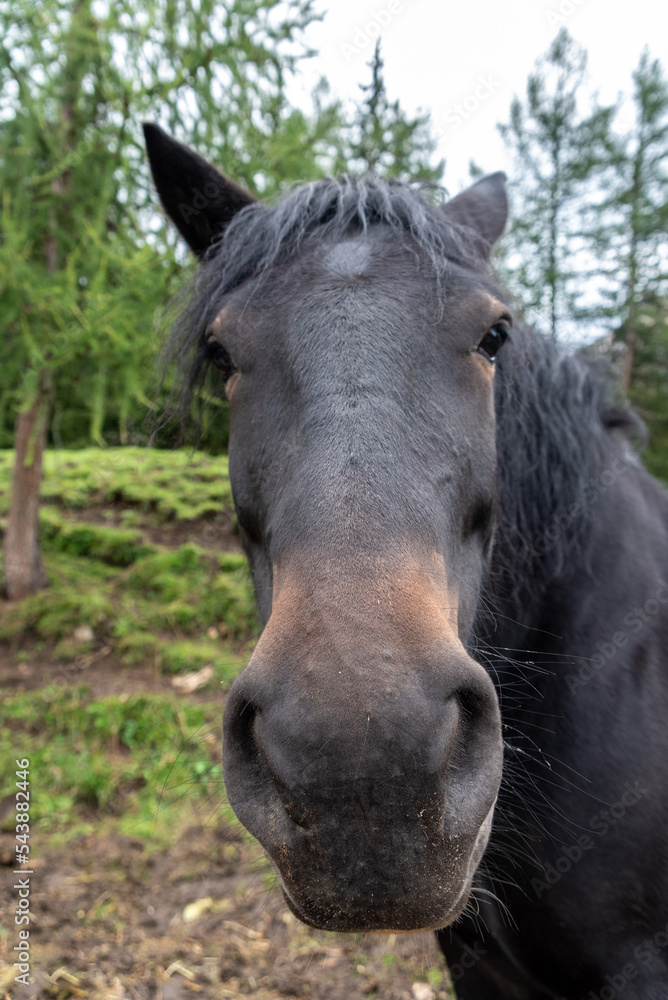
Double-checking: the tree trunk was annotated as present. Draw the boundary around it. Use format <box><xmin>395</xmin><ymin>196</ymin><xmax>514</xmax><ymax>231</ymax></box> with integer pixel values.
<box><xmin>2</xmin><ymin>5</ymin><xmax>81</xmax><ymax>603</ymax></box>
<box><xmin>3</xmin><ymin>374</ymin><xmax>51</xmax><ymax>600</ymax></box>
<box><xmin>621</xmin><ymin>326</ymin><xmax>636</xmax><ymax>395</ymax></box>
<box><xmin>622</xmin><ymin>136</ymin><xmax>643</xmax><ymax>395</ymax></box>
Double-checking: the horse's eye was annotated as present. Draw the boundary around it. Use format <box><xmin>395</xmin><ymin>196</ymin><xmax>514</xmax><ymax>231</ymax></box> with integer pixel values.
<box><xmin>208</xmin><ymin>340</ymin><xmax>235</xmax><ymax>378</ymax></box>
<box><xmin>477</xmin><ymin>323</ymin><xmax>510</xmax><ymax>362</ymax></box>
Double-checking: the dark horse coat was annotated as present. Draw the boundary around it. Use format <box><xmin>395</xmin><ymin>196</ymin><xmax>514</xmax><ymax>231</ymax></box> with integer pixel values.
<box><xmin>145</xmin><ymin>124</ymin><xmax>668</xmax><ymax>999</ymax></box>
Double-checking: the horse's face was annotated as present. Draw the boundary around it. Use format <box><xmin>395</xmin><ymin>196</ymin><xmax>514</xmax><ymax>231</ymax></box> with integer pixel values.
<box><xmin>146</xmin><ymin>125</ymin><xmax>508</xmax><ymax>932</ymax></box>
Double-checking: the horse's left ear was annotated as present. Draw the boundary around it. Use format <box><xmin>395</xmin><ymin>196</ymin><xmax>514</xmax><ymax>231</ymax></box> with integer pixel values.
<box><xmin>143</xmin><ymin>123</ymin><xmax>257</xmax><ymax>258</ymax></box>
<box><xmin>442</xmin><ymin>172</ymin><xmax>508</xmax><ymax>255</ymax></box>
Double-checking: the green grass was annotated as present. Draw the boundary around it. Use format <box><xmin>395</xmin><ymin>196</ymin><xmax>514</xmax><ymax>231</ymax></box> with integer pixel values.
<box><xmin>0</xmin><ymin>447</ymin><xmax>233</xmax><ymax>519</ymax></box>
<box><xmin>40</xmin><ymin>505</ymin><xmax>153</xmax><ymax>565</ymax></box>
<box><xmin>0</xmin><ymin>684</ymin><xmax>236</xmax><ymax>844</ymax></box>
<box><xmin>0</xmin><ymin>448</ymin><xmax>260</xmax><ymax>671</ymax></box>
<box><xmin>0</xmin><ymin>447</ymin><xmax>259</xmax><ymax>848</ymax></box>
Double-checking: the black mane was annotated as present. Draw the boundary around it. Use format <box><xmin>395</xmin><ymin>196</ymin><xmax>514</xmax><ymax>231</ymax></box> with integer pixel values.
<box><xmin>489</xmin><ymin>326</ymin><xmax>636</xmax><ymax>615</ymax></box>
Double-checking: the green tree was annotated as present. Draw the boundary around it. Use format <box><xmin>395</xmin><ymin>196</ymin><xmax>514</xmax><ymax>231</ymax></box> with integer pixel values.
<box><xmin>625</xmin><ymin>296</ymin><xmax>668</xmax><ymax>481</ymax></box>
<box><xmin>497</xmin><ymin>29</ymin><xmax>615</xmax><ymax>339</ymax></box>
<box><xmin>0</xmin><ymin>0</ymin><xmax>340</xmax><ymax>597</ymax></box>
<box><xmin>587</xmin><ymin>50</ymin><xmax>668</xmax><ymax>391</ymax></box>
<box><xmin>343</xmin><ymin>41</ymin><xmax>444</xmax><ymax>183</ymax></box>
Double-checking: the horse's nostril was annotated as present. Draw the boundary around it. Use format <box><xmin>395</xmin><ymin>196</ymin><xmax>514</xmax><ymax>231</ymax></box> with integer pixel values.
<box><xmin>251</xmin><ymin>713</ymin><xmax>313</xmax><ymax>829</ymax></box>
<box><xmin>224</xmin><ymin>686</ymin><xmax>315</xmax><ymax>839</ymax></box>
<box><xmin>228</xmin><ymin>697</ymin><xmax>260</xmax><ymax>767</ymax></box>
<box><xmin>223</xmin><ymin>694</ymin><xmax>271</xmax><ymax>808</ymax></box>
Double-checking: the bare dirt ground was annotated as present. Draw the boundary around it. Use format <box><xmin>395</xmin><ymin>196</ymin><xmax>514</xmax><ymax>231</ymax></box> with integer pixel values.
<box><xmin>0</xmin><ymin>655</ymin><xmax>453</xmax><ymax>1000</ymax></box>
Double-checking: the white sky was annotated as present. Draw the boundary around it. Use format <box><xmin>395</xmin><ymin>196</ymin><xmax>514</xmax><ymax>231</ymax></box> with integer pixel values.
<box><xmin>286</xmin><ymin>0</ymin><xmax>668</xmax><ymax>192</ymax></box>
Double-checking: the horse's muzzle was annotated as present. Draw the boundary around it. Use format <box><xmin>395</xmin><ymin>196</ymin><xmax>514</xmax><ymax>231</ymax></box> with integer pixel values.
<box><xmin>222</xmin><ymin>631</ymin><xmax>503</xmax><ymax>932</ymax></box>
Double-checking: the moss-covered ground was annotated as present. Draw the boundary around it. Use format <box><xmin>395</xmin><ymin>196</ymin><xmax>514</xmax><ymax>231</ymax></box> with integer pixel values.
<box><xmin>0</xmin><ymin>448</ymin><xmax>258</xmax><ymax>686</ymax></box>
<box><xmin>0</xmin><ymin>448</ymin><xmax>257</xmax><ymax>839</ymax></box>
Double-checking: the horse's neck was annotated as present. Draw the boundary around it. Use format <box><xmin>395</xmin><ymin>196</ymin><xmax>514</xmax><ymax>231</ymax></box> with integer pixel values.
<box><xmin>483</xmin><ymin>463</ymin><xmax>668</xmax><ymax>869</ymax></box>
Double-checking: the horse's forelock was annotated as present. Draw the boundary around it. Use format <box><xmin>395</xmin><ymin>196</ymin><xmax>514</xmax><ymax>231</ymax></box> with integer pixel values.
<box><xmin>160</xmin><ymin>177</ymin><xmax>491</xmax><ymax>429</ymax></box>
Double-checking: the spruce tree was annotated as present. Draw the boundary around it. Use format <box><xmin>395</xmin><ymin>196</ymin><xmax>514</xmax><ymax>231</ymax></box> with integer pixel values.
<box><xmin>588</xmin><ymin>49</ymin><xmax>668</xmax><ymax>390</ymax></box>
<box><xmin>497</xmin><ymin>29</ymin><xmax>615</xmax><ymax>340</ymax></box>
<box><xmin>343</xmin><ymin>41</ymin><xmax>444</xmax><ymax>183</ymax></box>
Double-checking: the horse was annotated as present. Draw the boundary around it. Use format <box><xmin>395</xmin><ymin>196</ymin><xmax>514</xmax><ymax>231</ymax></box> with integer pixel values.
<box><xmin>144</xmin><ymin>123</ymin><xmax>668</xmax><ymax>999</ymax></box>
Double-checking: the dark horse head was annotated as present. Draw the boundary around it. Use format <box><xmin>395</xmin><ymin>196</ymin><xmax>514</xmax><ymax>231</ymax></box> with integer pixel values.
<box><xmin>145</xmin><ymin>124</ymin><xmax>509</xmax><ymax>933</ymax></box>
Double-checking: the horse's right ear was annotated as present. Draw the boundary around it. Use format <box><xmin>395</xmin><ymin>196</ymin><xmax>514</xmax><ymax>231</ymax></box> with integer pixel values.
<box><xmin>143</xmin><ymin>123</ymin><xmax>257</xmax><ymax>259</ymax></box>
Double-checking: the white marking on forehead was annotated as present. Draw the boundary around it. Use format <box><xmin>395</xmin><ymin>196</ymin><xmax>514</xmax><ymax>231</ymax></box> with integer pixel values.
<box><xmin>323</xmin><ymin>239</ymin><xmax>373</xmax><ymax>280</ymax></box>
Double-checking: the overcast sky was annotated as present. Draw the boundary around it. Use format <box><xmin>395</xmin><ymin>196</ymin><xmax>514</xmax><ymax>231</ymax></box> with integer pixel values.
<box><xmin>285</xmin><ymin>0</ymin><xmax>668</xmax><ymax>192</ymax></box>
